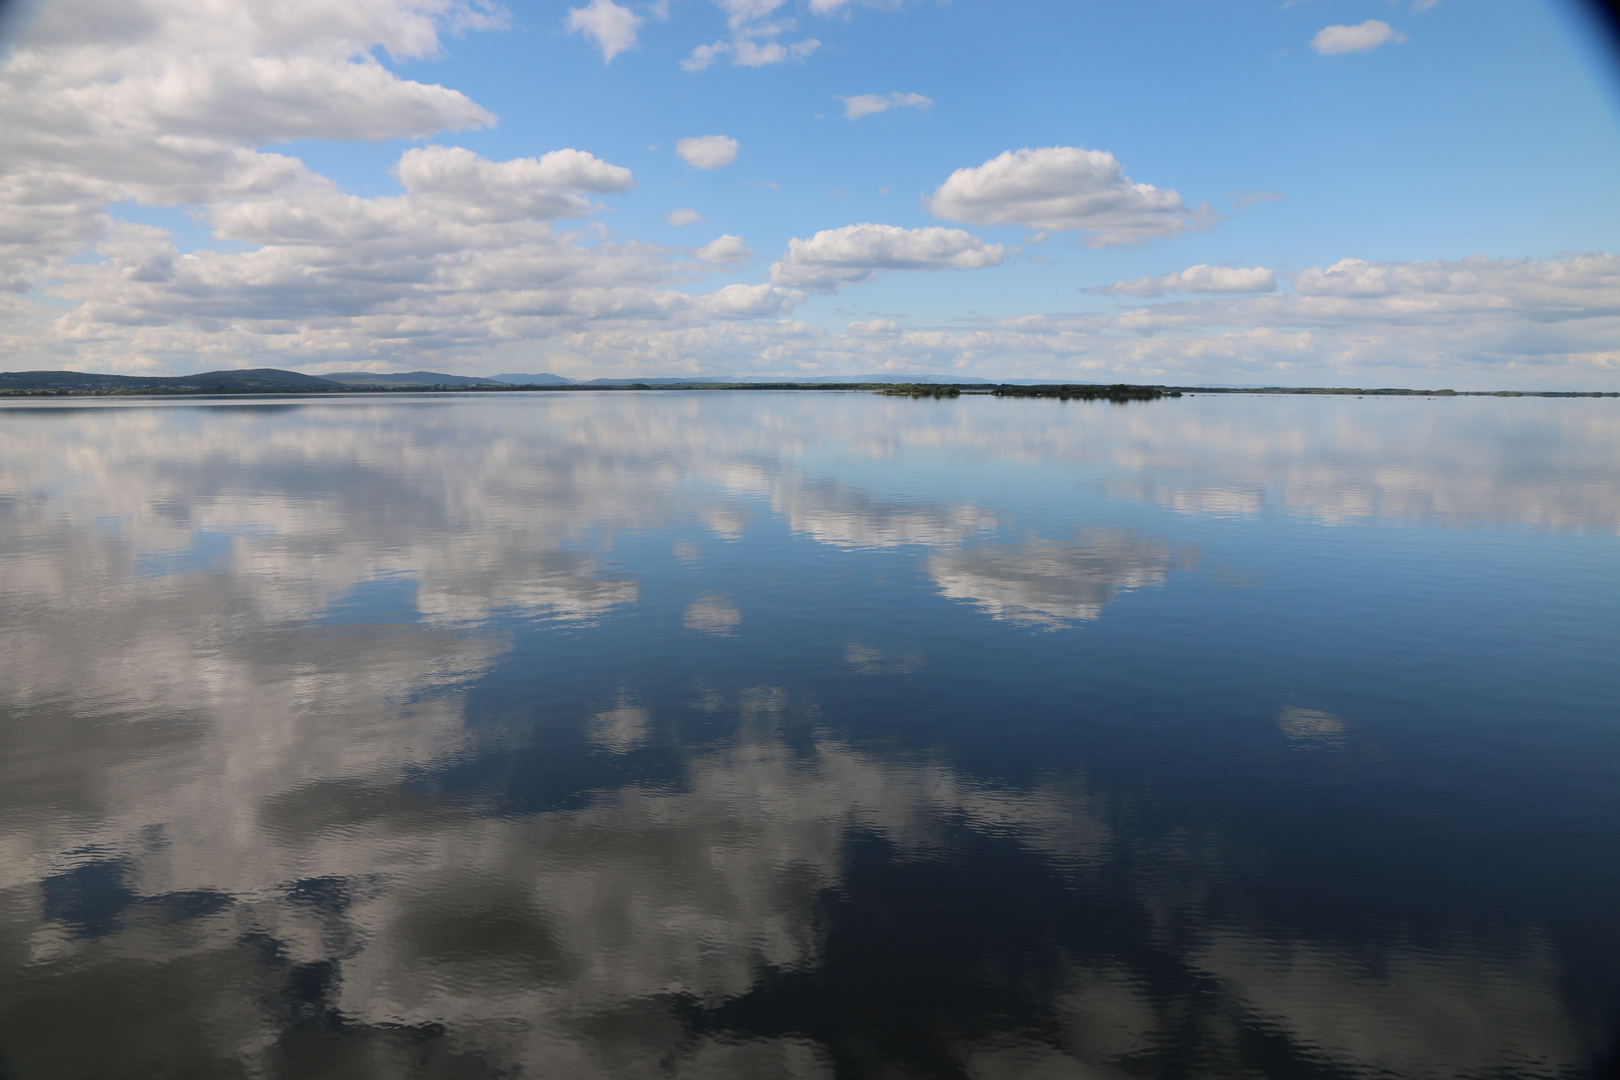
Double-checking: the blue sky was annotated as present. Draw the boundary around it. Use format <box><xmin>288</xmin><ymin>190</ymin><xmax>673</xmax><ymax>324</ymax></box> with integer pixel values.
<box><xmin>1</xmin><ymin>0</ymin><xmax>1618</xmax><ymax>386</ymax></box>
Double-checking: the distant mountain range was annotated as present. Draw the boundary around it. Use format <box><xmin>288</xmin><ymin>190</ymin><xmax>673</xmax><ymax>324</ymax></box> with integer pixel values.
<box><xmin>0</xmin><ymin>368</ymin><xmax>568</xmax><ymax>391</ymax></box>
<box><xmin>0</xmin><ymin>368</ymin><xmax>346</xmax><ymax>392</ymax></box>
<box><xmin>490</xmin><ymin>373</ymin><xmax>573</xmax><ymax>385</ymax></box>
<box><xmin>324</xmin><ymin>371</ymin><xmax>508</xmax><ymax>387</ymax></box>
<box><xmin>0</xmin><ymin>368</ymin><xmax>994</xmax><ymax>391</ymax></box>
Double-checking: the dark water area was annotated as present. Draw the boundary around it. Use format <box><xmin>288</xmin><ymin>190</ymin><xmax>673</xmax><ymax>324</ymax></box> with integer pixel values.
<box><xmin>0</xmin><ymin>391</ymin><xmax>1616</xmax><ymax>1079</ymax></box>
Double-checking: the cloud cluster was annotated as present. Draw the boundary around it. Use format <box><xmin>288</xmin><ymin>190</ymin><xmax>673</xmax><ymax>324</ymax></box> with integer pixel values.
<box><xmin>0</xmin><ymin>0</ymin><xmax>1614</xmax><ymax>390</ymax></box>
<box><xmin>3</xmin><ymin>137</ymin><xmax>801</xmax><ymax>372</ymax></box>
<box><xmin>519</xmin><ymin>253</ymin><xmax>1620</xmax><ymax>388</ymax></box>
<box><xmin>1096</xmin><ymin>264</ymin><xmax>1277</xmax><ymax>298</ymax></box>
<box><xmin>1310</xmin><ymin>20</ymin><xmax>1405</xmax><ymax>55</ymax></box>
<box><xmin>0</xmin><ymin>0</ymin><xmax>819</xmax><ymax>373</ymax></box>
<box><xmin>680</xmin><ymin>0</ymin><xmax>820</xmax><ymax>70</ymax></box>
<box><xmin>0</xmin><ymin>0</ymin><xmax>502</xmax><ymax>299</ymax></box>
<box><xmin>839</xmin><ymin>91</ymin><xmax>933</xmax><ymax>120</ymax></box>
<box><xmin>1275</xmin><ymin>254</ymin><xmax>1620</xmax><ymax>316</ymax></box>
<box><xmin>397</xmin><ymin>144</ymin><xmax>634</xmax><ymax>222</ymax></box>
<box><xmin>0</xmin><ymin>398</ymin><xmax>1594</xmax><ymax>1078</ymax></box>
<box><xmin>925</xmin><ymin>147</ymin><xmax>1214</xmax><ymax>247</ymax></box>
<box><xmin>769</xmin><ymin>223</ymin><xmax>1005</xmax><ymax>292</ymax></box>
<box><xmin>188</xmin><ymin>247</ymin><xmax>1620</xmax><ymax>384</ymax></box>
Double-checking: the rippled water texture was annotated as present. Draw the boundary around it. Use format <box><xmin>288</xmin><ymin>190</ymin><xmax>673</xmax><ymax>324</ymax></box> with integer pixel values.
<box><xmin>1</xmin><ymin>392</ymin><xmax>1617</xmax><ymax>1079</ymax></box>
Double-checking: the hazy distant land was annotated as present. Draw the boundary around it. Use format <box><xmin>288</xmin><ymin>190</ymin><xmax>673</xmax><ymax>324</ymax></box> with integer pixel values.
<box><xmin>0</xmin><ymin>367</ymin><xmax>1614</xmax><ymax>398</ymax></box>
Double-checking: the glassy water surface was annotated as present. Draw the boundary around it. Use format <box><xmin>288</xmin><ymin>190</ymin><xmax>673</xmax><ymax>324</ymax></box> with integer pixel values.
<box><xmin>0</xmin><ymin>391</ymin><xmax>1616</xmax><ymax>1079</ymax></box>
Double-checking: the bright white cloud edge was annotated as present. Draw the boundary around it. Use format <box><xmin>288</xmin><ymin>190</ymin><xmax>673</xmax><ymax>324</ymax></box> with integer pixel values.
<box><xmin>926</xmin><ymin>146</ymin><xmax>1215</xmax><ymax>247</ymax></box>
<box><xmin>676</xmin><ymin>135</ymin><xmax>740</xmax><ymax>170</ymax></box>
<box><xmin>770</xmin><ymin>223</ymin><xmax>1006</xmax><ymax>293</ymax></box>
<box><xmin>680</xmin><ymin>0</ymin><xmax>821</xmax><ymax>71</ymax></box>
<box><xmin>840</xmin><ymin>92</ymin><xmax>934</xmax><ymax>120</ymax></box>
<box><xmin>1311</xmin><ymin>20</ymin><xmax>1406</xmax><ymax>55</ymax></box>
<box><xmin>1097</xmin><ymin>265</ymin><xmax>1277</xmax><ymax>298</ymax></box>
<box><xmin>567</xmin><ymin>0</ymin><xmax>643</xmax><ymax>63</ymax></box>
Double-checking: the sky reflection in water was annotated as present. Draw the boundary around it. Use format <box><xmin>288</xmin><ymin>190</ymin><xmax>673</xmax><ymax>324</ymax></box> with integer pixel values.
<box><xmin>0</xmin><ymin>392</ymin><xmax>1616</xmax><ymax>1079</ymax></box>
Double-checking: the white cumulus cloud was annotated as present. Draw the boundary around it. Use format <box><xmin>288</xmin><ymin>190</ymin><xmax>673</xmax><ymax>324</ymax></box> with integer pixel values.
<box><xmin>1293</xmin><ymin>258</ymin><xmax>1399</xmax><ymax>297</ymax></box>
<box><xmin>770</xmin><ymin>223</ymin><xmax>1005</xmax><ymax>293</ymax></box>
<box><xmin>566</xmin><ymin>0</ymin><xmax>643</xmax><ymax>63</ymax></box>
<box><xmin>839</xmin><ymin>91</ymin><xmax>933</xmax><ymax>120</ymax></box>
<box><xmin>666</xmin><ymin>207</ymin><xmax>704</xmax><ymax>226</ymax></box>
<box><xmin>925</xmin><ymin>147</ymin><xmax>1214</xmax><ymax>247</ymax></box>
<box><xmin>1097</xmin><ymin>265</ymin><xmax>1277</xmax><ymax>298</ymax></box>
<box><xmin>1310</xmin><ymin>20</ymin><xmax>1405</xmax><ymax>55</ymax></box>
<box><xmin>398</xmin><ymin>145</ymin><xmax>634</xmax><ymax>222</ymax></box>
<box><xmin>694</xmin><ymin>234</ymin><xmax>752</xmax><ymax>265</ymax></box>
<box><xmin>702</xmin><ymin>282</ymin><xmax>798</xmax><ymax>319</ymax></box>
<box><xmin>676</xmin><ymin>135</ymin><xmax>739</xmax><ymax>169</ymax></box>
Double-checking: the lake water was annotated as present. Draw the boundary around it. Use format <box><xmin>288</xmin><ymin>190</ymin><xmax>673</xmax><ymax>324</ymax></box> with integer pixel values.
<box><xmin>0</xmin><ymin>391</ymin><xmax>1616</xmax><ymax>1079</ymax></box>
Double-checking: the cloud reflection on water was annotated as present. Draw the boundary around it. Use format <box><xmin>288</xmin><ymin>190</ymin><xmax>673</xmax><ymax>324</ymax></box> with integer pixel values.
<box><xmin>0</xmin><ymin>693</ymin><xmax>1582</xmax><ymax>1078</ymax></box>
<box><xmin>927</xmin><ymin>530</ymin><xmax>1176</xmax><ymax>627</ymax></box>
<box><xmin>0</xmin><ymin>393</ymin><xmax>1607</xmax><ymax>1077</ymax></box>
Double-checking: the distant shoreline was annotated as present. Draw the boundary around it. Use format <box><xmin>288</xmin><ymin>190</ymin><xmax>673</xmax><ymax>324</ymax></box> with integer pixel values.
<box><xmin>0</xmin><ymin>368</ymin><xmax>1614</xmax><ymax>399</ymax></box>
<box><xmin>1</xmin><ymin>385</ymin><xmax>1615</xmax><ymax>400</ymax></box>
<box><xmin>2</xmin><ymin>385</ymin><xmax>1615</xmax><ymax>399</ymax></box>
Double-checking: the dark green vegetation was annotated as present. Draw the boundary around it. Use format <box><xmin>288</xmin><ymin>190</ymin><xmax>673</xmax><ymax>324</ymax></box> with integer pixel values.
<box><xmin>884</xmin><ymin>383</ymin><xmax>1171</xmax><ymax>401</ymax></box>
<box><xmin>878</xmin><ymin>384</ymin><xmax>961</xmax><ymax>398</ymax></box>
<box><xmin>991</xmin><ymin>384</ymin><xmax>1178</xmax><ymax>401</ymax></box>
<box><xmin>0</xmin><ymin>367</ymin><xmax>1614</xmax><ymax>398</ymax></box>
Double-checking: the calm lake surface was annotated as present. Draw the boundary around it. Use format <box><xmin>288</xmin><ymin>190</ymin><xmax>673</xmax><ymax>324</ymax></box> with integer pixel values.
<box><xmin>1</xmin><ymin>391</ymin><xmax>1617</xmax><ymax>1079</ymax></box>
